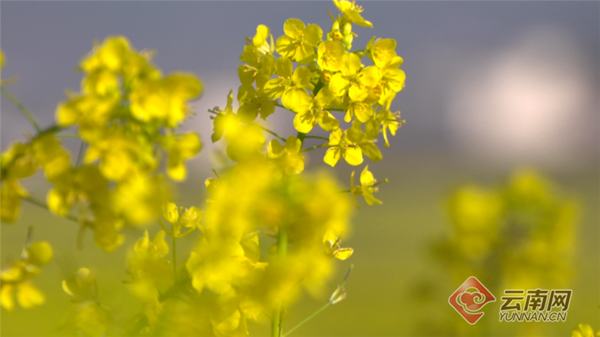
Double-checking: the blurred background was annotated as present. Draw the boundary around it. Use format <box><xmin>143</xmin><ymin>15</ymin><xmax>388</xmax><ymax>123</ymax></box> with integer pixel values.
<box><xmin>1</xmin><ymin>1</ymin><xmax>598</xmax><ymax>336</ymax></box>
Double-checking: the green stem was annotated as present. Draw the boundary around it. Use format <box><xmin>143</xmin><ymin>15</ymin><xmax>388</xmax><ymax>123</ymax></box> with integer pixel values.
<box><xmin>300</xmin><ymin>143</ymin><xmax>327</xmax><ymax>153</ymax></box>
<box><xmin>21</xmin><ymin>196</ymin><xmax>79</xmax><ymax>224</ymax></box>
<box><xmin>296</xmin><ymin>132</ymin><xmax>306</xmax><ymax>148</ymax></box>
<box><xmin>75</xmin><ymin>142</ymin><xmax>86</xmax><ymax>167</ymax></box>
<box><xmin>272</xmin><ymin>224</ymin><xmax>288</xmax><ymax>337</ymax></box>
<box><xmin>55</xmin><ymin>133</ymin><xmax>80</xmax><ymax>139</ymax></box>
<box><xmin>260</xmin><ymin>126</ymin><xmax>287</xmax><ymax>142</ymax></box>
<box><xmin>341</xmin><ymin>178</ymin><xmax>389</xmax><ymax>193</ymax></box>
<box><xmin>282</xmin><ymin>302</ymin><xmax>332</xmax><ymax>337</ymax></box>
<box><xmin>1</xmin><ymin>87</ymin><xmax>41</xmax><ymax>132</ymax></box>
<box><xmin>303</xmin><ymin>135</ymin><xmax>329</xmax><ymax>141</ymax></box>
<box><xmin>282</xmin><ymin>265</ymin><xmax>353</xmax><ymax>337</ymax></box>
<box><xmin>172</xmin><ymin>235</ymin><xmax>178</xmax><ymax>282</ymax></box>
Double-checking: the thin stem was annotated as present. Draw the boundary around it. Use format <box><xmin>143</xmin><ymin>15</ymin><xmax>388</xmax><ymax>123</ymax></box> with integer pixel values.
<box><xmin>272</xmin><ymin>224</ymin><xmax>288</xmax><ymax>337</ymax></box>
<box><xmin>296</xmin><ymin>132</ymin><xmax>306</xmax><ymax>148</ymax></box>
<box><xmin>75</xmin><ymin>141</ymin><xmax>86</xmax><ymax>167</ymax></box>
<box><xmin>55</xmin><ymin>133</ymin><xmax>80</xmax><ymax>139</ymax></box>
<box><xmin>21</xmin><ymin>196</ymin><xmax>79</xmax><ymax>224</ymax></box>
<box><xmin>282</xmin><ymin>265</ymin><xmax>353</xmax><ymax>337</ymax></box>
<box><xmin>300</xmin><ymin>143</ymin><xmax>328</xmax><ymax>153</ymax></box>
<box><xmin>158</xmin><ymin>219</ymin><xmax>171</xmax><ymax>236</ymax></box>
<box><xmin>260</xmin><ymin>126</ymin><xmax>287</xmax><ymax>142</ymax></box>
<box><xmin>303</xmin><ymin>135</ymin><xmax>329</xmax><ymax>141</ymax></box>
<box><xmin>1</xmin><ymin>87</ymin><xmax>41</xmax><ymax>132</ymax></box>
<box><xmin>282</xmin><ymin>302</ymin><xmax>332</xmax><ymax>337</ymax></box>
<box><xmin>341</xmin><ymin>178</ymin><xmax>389</xmax><ymax>193</ymax></box>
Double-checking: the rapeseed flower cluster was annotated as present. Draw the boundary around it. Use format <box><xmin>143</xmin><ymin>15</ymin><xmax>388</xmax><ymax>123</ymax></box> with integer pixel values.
<box><xmin>0</xmin><ymin>36</ymin><xmax>203</xmax><ymax>251</ymax></box>
<box><xmin>1</xmin><ymin>239</ymin><xmax>53</xmax><ymax>311</ymax></box>
<box><xmin>425</xmin><ymin>170</ymin><xmax>580</xmax><ymax>336</ymax></box>
<box><xmin>439</xmin><ymin>170</ymin><xmax>578</xmax><ymax>290</ymax></box>
<box><xmin>1</xmin><ymin>1</ymin><xmax>404</xmax><ymax>336</ymax></box>
<box><xmin>213</xmin><ymin>0</ymin><xmax>405</xmax><ymax>170</ymax></box>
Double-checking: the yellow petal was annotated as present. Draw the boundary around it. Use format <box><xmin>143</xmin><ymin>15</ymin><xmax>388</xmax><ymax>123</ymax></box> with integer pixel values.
<box><xmin>275</xmin><ymin>56</ymin><xmax>293</xmax><ymax>78</ymax></box>
<box><xmin>329</xmin><ymin>128</ymin><xmax>343</xmax><ymax>145</ymax></box>
<box><xmin>253</xmin><ymin>25</ymin><xmax>270</xmax><ymax>48</ymax></box>
<box><xmin>318</xmin><ymin>41</ymin><xmax>345</xmax><ymax>72</ymax></box>
<box><xmin>1</xmin><ymin>284</ymin><xmax>15</xmax><ymax>311</ymax></box>
<box><xmin>359</xmin><ymin>66</ymin><xmax>380</xmax><ymax>88</ymax></box>
<box><xmin>323</xmin><ymin>229</ymin><xmax>337</xmax><ymax>246</ymax></box>
<box><xmin>348</xmin><ymin>84</ymin><xmax>369</xmax><ymax>102</ymax></box>
<box><xmin>334</xmin><ymin>248</ymin><xmax>354</xmax><ymax>260</ymax></box>
<box><xmin>319</xmin><ymin>111</ymin><xmax>340</xmax><ymax>132</ymax></box>
<box><xmin>360</xmin><ymin>166</ymin><xmax>375</xmax><ymax>185</ymax></box>
<box><xmin>293</xmin><ymin>113</ymin><xmax>314</xmax><ymax>133</ymax></box>
<box><xmin>162</xmin><ymin>202</ymin><xmax>179</xmax><ymax>223</ymax></box>
<box><xmin>360</xmin><ymin>142</ymin><xmax>383</xmax><ymax>162</ymax></box>
<box><xmin>284</xmin><ymin>136</ymin><xmax>302</xmax><ymax>154</ymax></box>
<box><xmin>281</xmin><ymin>87</ymin><xmax>311</xmax><ymax>114</ymax></box>
<box><xmin>267</xmin><ymin>139</ymin><xmax>285</xmax><ymax>158</ymax></box>
<box><xmin>304</xmin><ymin>23</ymin><xmax>323</xmax><ymax>46</ymax></box>
<box><xmin>283</xmin><ymin>18</ymin><xmax>306</xmax><ymax>39</ymax></box>
<box><xmin>345</xmin><ymin>53</ymin><xmax>362</xmax><ymax>75</ymax></box>
<box><xmin>16</xmin><ymin>283</ymin><xmax>45</xmax><ymax>309</ymax></box>
<box><xmin>344</xmin><ymin>146</ymin><xmax>363</xmax><ymax>166</ymax></box>
<box><xmin>329</xmin><ymin>73</ymin><xmax>350</xmax><ymax>97</ymax></box>
<box><xmin>292</xmin><ymin>66</ymin><xmax>312</xmax><ymax>88</ymax></box>
<box><xmin>324</xmin><ymin>147</ymin><xmax>341</xmax><ymax>167</ymax></box>
<box><xmin>181</xmin><ymin>206</ymin><xmax>202</xmax><ymax>228</ymax></box>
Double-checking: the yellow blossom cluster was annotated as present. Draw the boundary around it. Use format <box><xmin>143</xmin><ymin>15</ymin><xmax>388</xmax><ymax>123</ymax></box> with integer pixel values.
<box><xmin>59</xmin><ymin>268</ymin><xmax>110</xmax><ymax>336</ymax></box>
<box><xmin>211</xmin><ymin>0</ymin><xmax>405</xmax><ymax>171</ymax></box>
<box><xmin>171</xmin><ymin>159</ymin><xmax>351</xmax><ymax>335</ymax></box>
<box><xmin>438</xmin><ymin>169</ymin><xmax>579</xmax><ymax>290</ymax></box>
<box><xmin>1</xmin><ymin>240</ymin><xmax>53</xmax><ymax>311</ymax></box>
<box><xmin>1</xmin><ymin>1</ymin><xmax>402</xmax><ymax>336</ymax></box>
<box><xmin>0</xmin><ymin>36</ymin><xmax>203</xmax><ymax>251</ymax></box>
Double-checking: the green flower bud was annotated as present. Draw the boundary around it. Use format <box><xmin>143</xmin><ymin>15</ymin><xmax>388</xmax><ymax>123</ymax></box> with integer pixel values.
<box><xmin>343</xmin><ymin>22</ymin><xmax>352</xmax><ymax>36</ymax></box>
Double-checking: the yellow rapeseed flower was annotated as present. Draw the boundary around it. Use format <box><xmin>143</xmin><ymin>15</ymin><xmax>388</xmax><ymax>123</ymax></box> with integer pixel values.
<box><xmin>275</xmin><ymin>18</ymin><xmax>323</xmax><ymax>63</ymax></box>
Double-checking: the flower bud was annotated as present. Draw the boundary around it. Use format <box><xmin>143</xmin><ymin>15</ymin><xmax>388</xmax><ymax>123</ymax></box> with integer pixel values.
<box><xmin>342</xmin><ymin>35</ymin><xmax>354</xmax><ymax>46</ymax></box>
<box><xmin>26</xmin><ymin>241</ymin><xmax>53</xmax><ymax>267</ymax></box>
<box><xmin>332</xmin><ymin>20</ymin><xmax>340</xmax><ymax>32</ymax></box>
<box><xmin>321</xmin><ymin>71</ymin><xmax>332</xmax><ymax>83</ymax></box>
<box><xmin>343</xmin><ymin>23</ymin><xmax>352</xmax><ymax>36</ymax></box>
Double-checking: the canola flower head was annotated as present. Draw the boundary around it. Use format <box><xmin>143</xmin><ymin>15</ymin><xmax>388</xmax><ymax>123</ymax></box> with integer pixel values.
<box><xmin>440</xmin><ymin>170</ymin><xmax>579</xmax><ymax>290</ymax></box>
<box><xmin>323</xmin><ymin>229</ymin><xmax>354</xmax><ymax>260</ymax></box>
<box><xmin>62</xmin><ymin>267</ymin><xmax>98</xmax><ymax>300</ymax></box>
<box><xmin>1</xmin><ymin>240</ymin><xmax>53</xmax><ymax>311</ymax></box>
<box><xmin>276</xmin><ymin>18</ymin><xmax>323</xmax><ymax>63</ymax></box>
<box><xmin>161</xmin><ymin>202</ymin><xmax>203</xmax><ymax>237</ymax></box>
<box><xmin>350</xmin><ymin>165</ymin><xmax>383</xmax><ymax>207</ymax></box>
<box><xmin>1</xmin><ymin>2</ymin><xmax>403</xmax><ymax>336</ymax></box>
<box><xmin>333</xmin><ymin>0</ymin><xmax>373</xmax><ymax>28</ymax></box>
